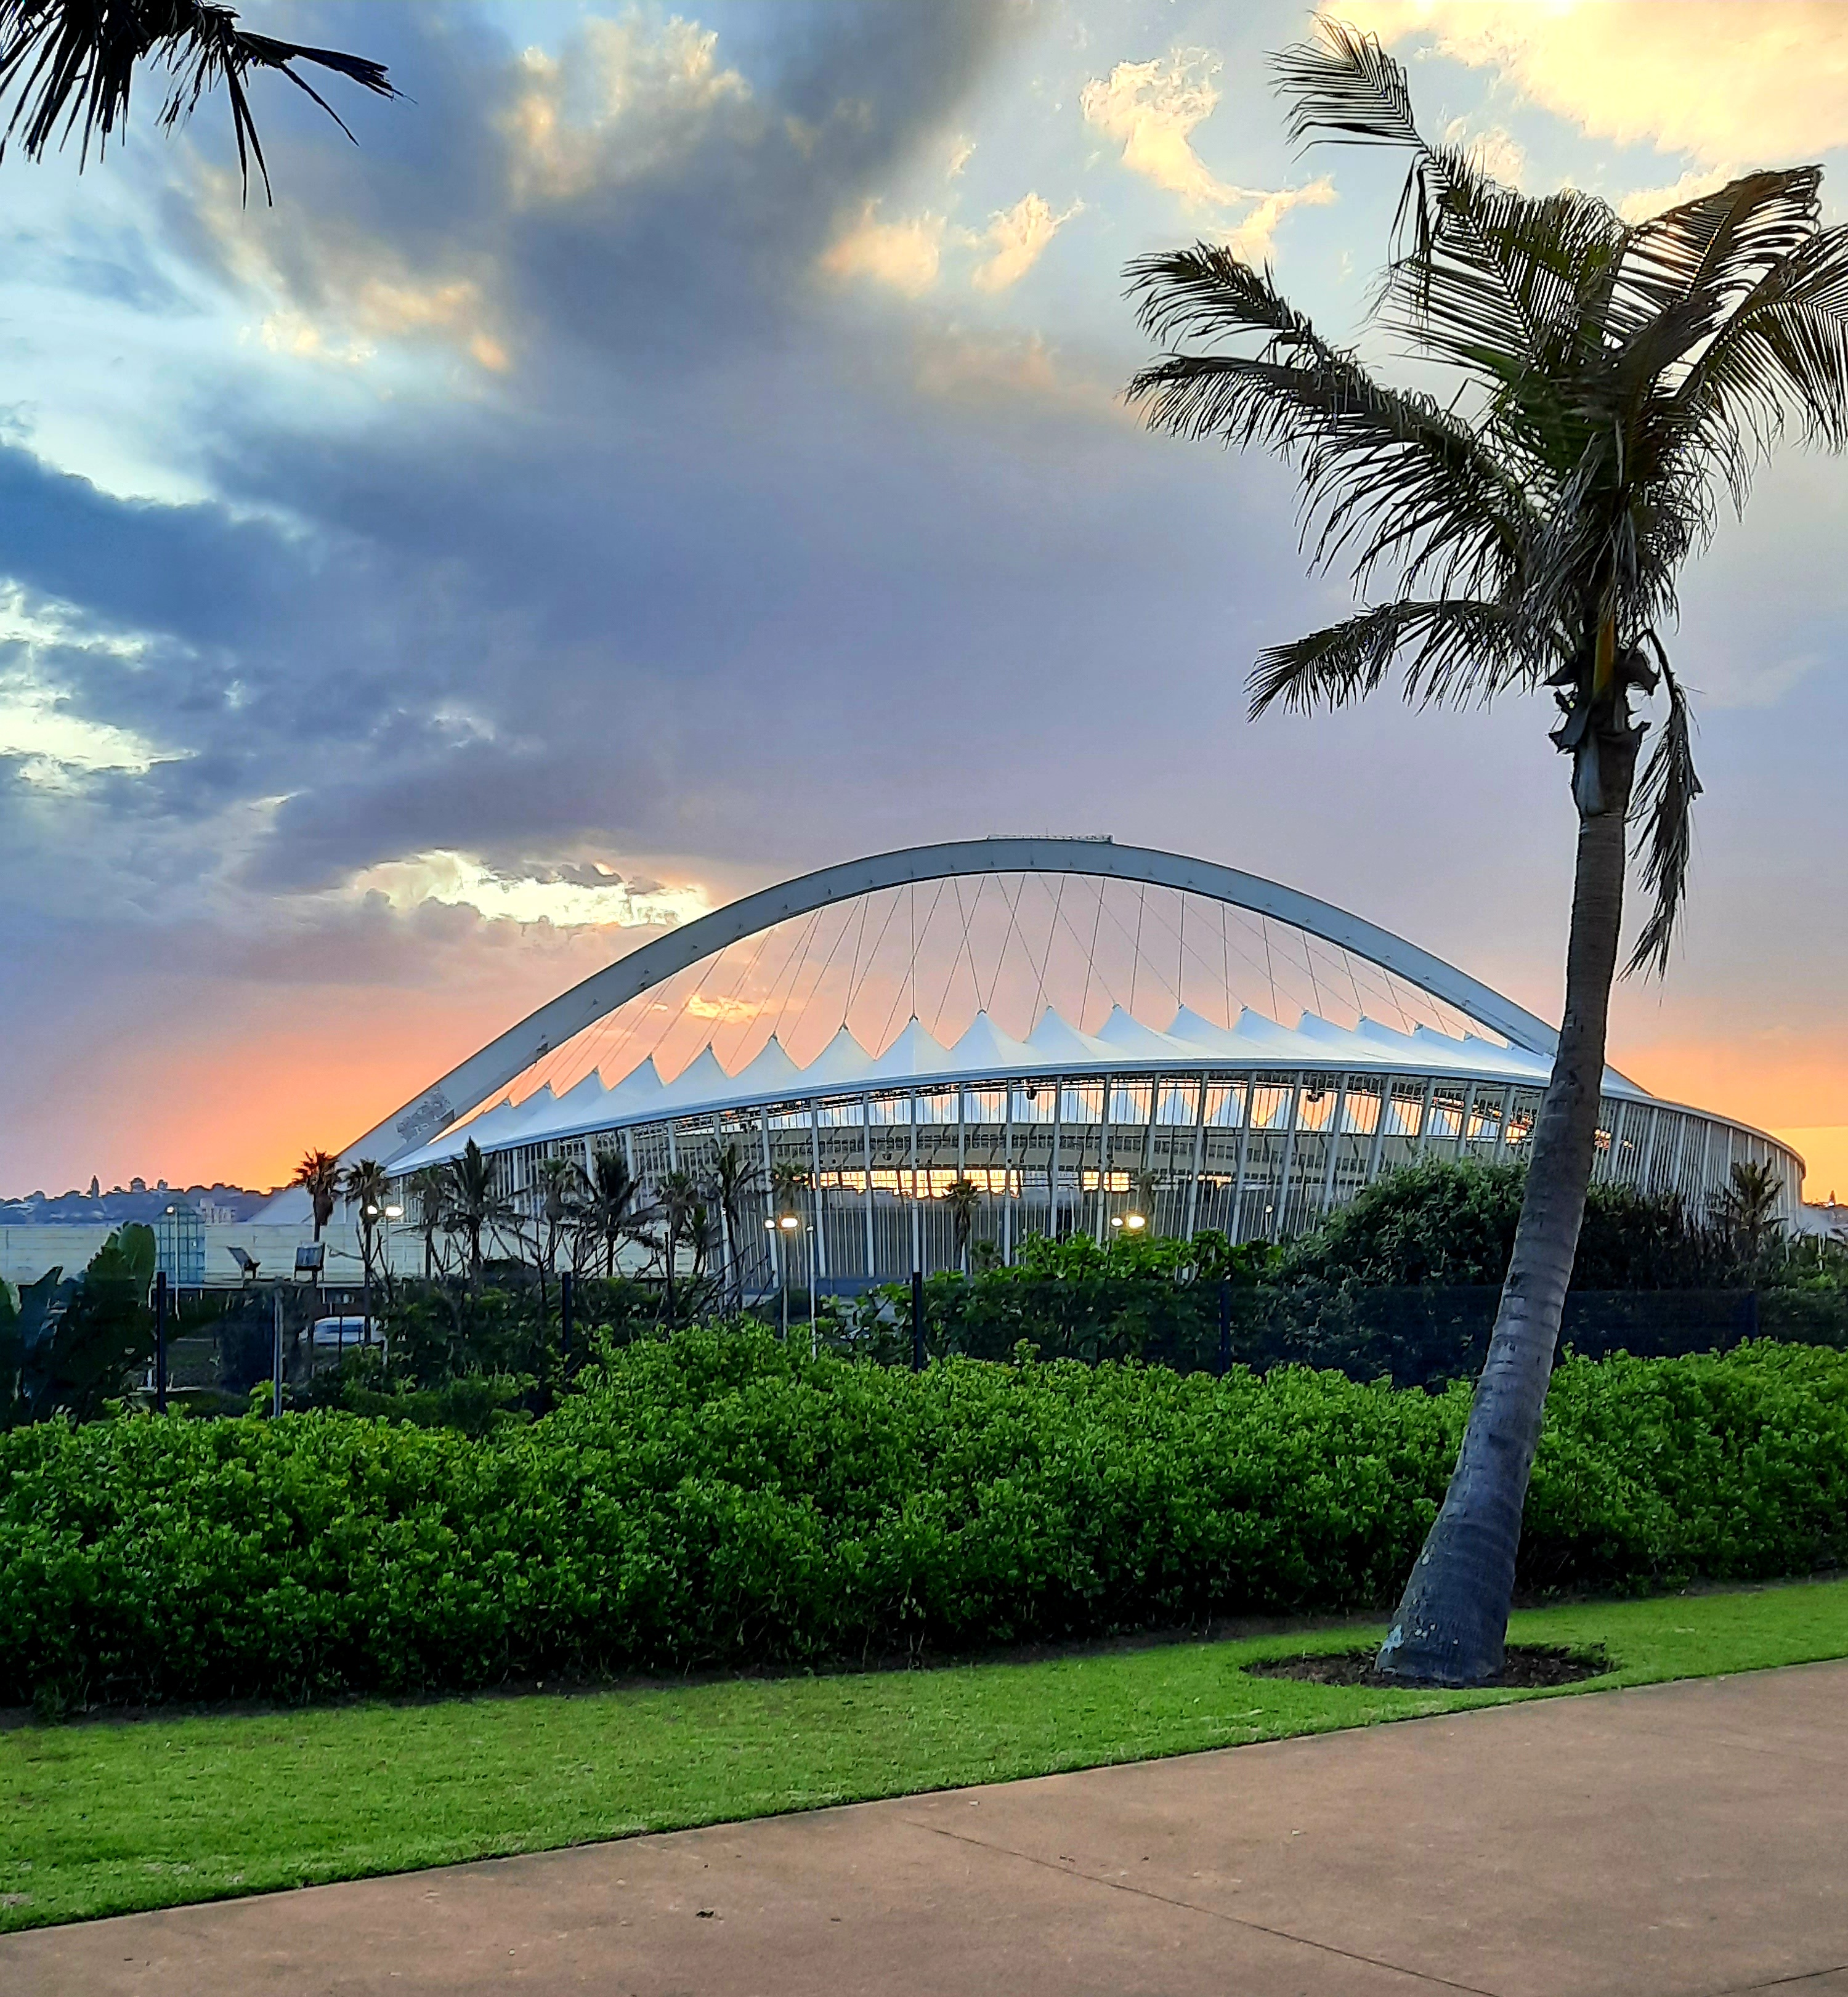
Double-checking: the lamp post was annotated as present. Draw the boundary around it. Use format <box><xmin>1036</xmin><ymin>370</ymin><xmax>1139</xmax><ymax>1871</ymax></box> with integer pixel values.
<box><xmin>765</xmin><ymin>1212</ymin><xmax>801</xmax><ymax>1341</ymax></box>
<box><xmin>152</xmin><ymin>1268</ymin><xmax>168</xmax><ymax>1414</ymax></box>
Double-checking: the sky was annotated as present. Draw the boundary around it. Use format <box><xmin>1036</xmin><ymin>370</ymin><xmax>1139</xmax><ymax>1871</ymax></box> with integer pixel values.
<box><xmin>1</xmin><ymin>0</ymin><xmax>1845</xmax><ymax>1199</ymax></box>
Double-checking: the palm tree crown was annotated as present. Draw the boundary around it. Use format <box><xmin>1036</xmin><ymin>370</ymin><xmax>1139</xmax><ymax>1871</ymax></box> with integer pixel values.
<box><xmin>290</xmin><ymin>1147</ymin><xmax>339</xmax><ymax>1241</ymax></box>
<box><xmin>1127</xmin><ymin>17</ymin><xmax>1848</xmax><ymax>972</ymax></box>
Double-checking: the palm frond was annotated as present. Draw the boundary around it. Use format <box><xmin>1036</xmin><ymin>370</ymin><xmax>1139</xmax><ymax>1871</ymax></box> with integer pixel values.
<box><xmin>1248</xmin><ymin>597</ymin><xmax>1556</xmax><ymax>719</ymax></box>
<box><xmin>1625</xmin><ymin>650</ymin><xmax>1703</xmax><ymax>978</ymax></box>
<box><xmin>0</xmin><ymin>0</ymin><xmax>395</xmax><ymax>198</ymax></box>
<box><xmin>1271</xmin><ymin>15</ymin><xmax>1419</xmax><ymax>151</ymax></box>
<box><xmin>1125</xmin><ymin>246</ymin><xmax>1533</xmax><ymax>594</ymax></box>
<box><xmin>1273</xmin><ymin>16</ymin><xmax>1626</xmax><ymax>391</ymax></box>
<box><xmin>1613</xmin><ymin>169</ymin><xmax>1823</xmax><ymax>345</ymax></box>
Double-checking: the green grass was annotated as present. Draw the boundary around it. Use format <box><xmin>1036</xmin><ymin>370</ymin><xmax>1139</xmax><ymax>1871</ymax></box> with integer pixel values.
<box><xmin>6</xmin><ymin>1576</ymin><xmax>1848</xmax><ymax>1934</ymax></box>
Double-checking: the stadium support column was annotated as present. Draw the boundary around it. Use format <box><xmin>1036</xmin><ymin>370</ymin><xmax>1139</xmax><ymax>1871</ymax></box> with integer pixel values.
<box><xmin>809</xmin><ymin>1100</ymin><xmax>828</xmax><ymax>1285</ymax></box>
<box><xmin>1271</xmin><ymin>1082</ymin><xmax>1302</xmax><ymax>1242</ymax></box>
<box><xmin>1002</xmin><ymin>1084</ymin><xmax>1015</xmax><ymax>1265</ymax></box>
<box><xmin>1319</xmin><ymin>1074</ymin><xmax>1349</xmax><ymax>1220</ymax></box>
<box><xmin>1048</xmin><ymin>1086</ymin><xmax>1062</xmax><ymax>1239</ymax></box>
<box><xmin>1231</xmin><ymin>1080</ymin><xmax>1255</xmax><ymax>1242</ymax></box>
<box><xmin>909</xmin><ymin>1090</ymin><xmax>921</xmax><ymax>1276</ymax></box>
<box><xmin>1185</xmin><ymin>1075</ymin><xmax>1207</xmax><ymax>1240</ymax></box>
<box><xmin>1366</xmin><ymin>1076</ymin><xmax>1395</xmax><ymax>1182</ymax></box>
<box><xmin>862</xmin><ymin>1097</ymin><xmax>875</xmax><ymax>1279</ymax></box>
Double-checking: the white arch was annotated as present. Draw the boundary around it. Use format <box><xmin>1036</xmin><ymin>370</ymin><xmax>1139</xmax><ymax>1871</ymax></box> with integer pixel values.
<box><xmin>335</xmin><ymin>837</ymin><xmax>1563</xmax><ymax>1171</ymax></box>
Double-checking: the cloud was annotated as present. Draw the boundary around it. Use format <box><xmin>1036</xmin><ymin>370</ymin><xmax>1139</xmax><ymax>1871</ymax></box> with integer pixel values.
<box><xmin>1079</xmin><ymin>47</ymin><xmax>1334</xmax><ymax>254</ymax></box>
<box><xmin>500</xmin><ymin>15</ymin><xmax>751</xmax><ymax>205</ymax></box>
<box><xmin>1080</xmin><ymin>49</ymin><xmax>1240</xmax><ymax>208</ymax></box>
<box><xmin>353</xmin><ymin>850</ymin><xmax>715</xmax><ymax>931</ymax></box>
<box><xmin>970</xmin><ymin>191</ymin><xmax>1081</xmax><ymax>292</ymax></box>
<box><xmin>819</xmin><ymin>201</ymin><xmax>949</xmax><ymax>294</ymax></box>
<box><xmin>1348</xmin><ymin>1</ymin><xmax>1848</xmax><ymax>165</ymax></box>
<box><xmin>1223</xmin><ymin>176</ymin><xmax>1337</xmax><ymax>261</ymax></box>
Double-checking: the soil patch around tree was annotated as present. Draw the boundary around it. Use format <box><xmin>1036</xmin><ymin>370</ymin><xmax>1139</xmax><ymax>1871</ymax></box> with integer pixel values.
<box><xmin>1244</xmin><ymin>1643</ymin><xmax>1612</xmax><ymax>1690</ymax></box>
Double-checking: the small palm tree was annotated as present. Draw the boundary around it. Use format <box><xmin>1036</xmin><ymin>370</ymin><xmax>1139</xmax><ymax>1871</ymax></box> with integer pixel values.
<box><xmin>1126</xmin><ymin>18</ymin><xmax>1848</xmax><ymax>1684</ymax></box>
<box><xmin>1714</xmin><ymin>1159</ymin><xmax>1785</xmax><ymax>1265</ymax></box>
<box><xmin>290</xmin><ymin>1148</ymin><xmax>340</xmax><ymax>1241</ymax></box>
<box><xmin>0</xmin><ymin>0</ymin><xmax>395</xmax><ymax>199</ymax></box>
<box><xmin>582</xmin><ymin>1148</ymin><xmax>640</xmax><ymax>1278</ymax></box>
<box><xmin>944</xmin><ymin>1177</ymin><xmax>981</xmax><ymax>1273</ymax></box>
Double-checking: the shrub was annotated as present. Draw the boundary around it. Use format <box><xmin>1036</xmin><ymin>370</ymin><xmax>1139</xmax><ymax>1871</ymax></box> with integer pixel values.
<box><xmin>1278</xmin><ymin>1159</ymin><xmax>1749</xmax><ymax>1289</ymax></box>
<box><xmin>4</xmin><ymin>1330</ymin><xmax>1847</xmax><ymax>1710</ymax></box>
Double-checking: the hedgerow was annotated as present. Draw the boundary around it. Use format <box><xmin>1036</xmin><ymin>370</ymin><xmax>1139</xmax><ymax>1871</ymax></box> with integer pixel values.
<box><xmin>3</xmin><ymin>1329</ymin><xmax>1846</xmax><ymax>1709</ymax></box>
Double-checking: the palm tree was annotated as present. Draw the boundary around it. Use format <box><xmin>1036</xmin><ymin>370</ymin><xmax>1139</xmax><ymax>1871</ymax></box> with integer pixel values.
<box><xmin>441</xmin><ymin>1138</ymin><xmax>514</xmax><ymax>1288</ymax></box>
<box><xmin>944</xmin><ymin>1177</ymin><xmax>981</xmax><ymax>1273</ymax></box>
<box><xmin>582</xmin><ymin>1148</ymin><xmax>640</xmax><ymax>1279</ymax></box>
<box><xmin>341</xmin><ymin>1157</ymin><xmax>389</xmax><ymax>1335</ymax></box>
<box><xmin>0</xmin><ymin>0</ymin><xmax>395</xmax><ymax>199</ymax></box>
<box><xmin>534</xmin><ymin>1154</ymin><xmax>585</xmax><ymax>1312</ymax></box>
<box><xmin>710</xmin><ymin>1141</ymin><xmax>760</xmax><ymax>1309</ymax></box>
<box><xmin>1714</xmin><ymin>1159</ymin><xmax>1785</xmax><ymax>1266</ymax></box>
<box><xmin>290</xmin><ymin>1148</ymin><xmax>340</xmax><ymax>1241</ymax></box>
<box><xmin>1125</xmin><ymin>18</ymin><xmax>1848</xmax><ymax>1684</ymax></box>
<box><xmin>652</xmin><ymin>1169</ymin><xmax>703</xmax><ymax>1324</ymax></box>
<box><xmin>406</xmin><ymin>1167</ymin><xmax>447</xmax><ymax>1280</ymax></box>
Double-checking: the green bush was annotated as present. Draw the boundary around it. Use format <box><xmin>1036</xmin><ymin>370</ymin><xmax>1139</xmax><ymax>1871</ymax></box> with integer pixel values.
<box><xmin>1278</xmin><ymin>1159</ymin><xmax>1750</xmax><ymax>1289</ymax></box>
<box><xmin>4</xmin><ymin>1330</ymin><xmax>1847</xmax><ymax>1710</ymax></box>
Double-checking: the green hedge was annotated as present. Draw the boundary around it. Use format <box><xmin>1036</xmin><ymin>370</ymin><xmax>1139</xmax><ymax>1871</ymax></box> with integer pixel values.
<box><xmin>4</xmin><ymin>1330</ymin><xmax>1848</xmax><ymax>1709</ymax></box>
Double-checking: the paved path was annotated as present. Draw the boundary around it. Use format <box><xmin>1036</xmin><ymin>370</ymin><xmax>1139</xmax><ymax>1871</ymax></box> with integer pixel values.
<box><xmin>9</xmin><ymin>1661</ymin><xmax>1848</xmax><ymax>1996</ymax></box>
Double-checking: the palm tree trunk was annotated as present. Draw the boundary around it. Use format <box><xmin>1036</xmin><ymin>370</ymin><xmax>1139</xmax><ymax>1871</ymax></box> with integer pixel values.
<box><xmin>1378</xmin><ymin>731</ymin><xmax>1638</xmax><ymax>1685</ymax></box>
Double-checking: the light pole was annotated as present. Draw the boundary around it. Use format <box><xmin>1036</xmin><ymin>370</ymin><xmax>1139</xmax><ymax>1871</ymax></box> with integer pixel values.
<box><xmin>766</xmin><ymin>1212</ymin><xmax>801</xmax><ymax>1341</ymax></box>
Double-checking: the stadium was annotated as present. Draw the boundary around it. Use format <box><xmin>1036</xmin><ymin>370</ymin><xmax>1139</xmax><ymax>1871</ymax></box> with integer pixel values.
<box><xmin>326</xmin><ymin>838</ymin><xmax>1802</xmax><ymax>1292</ymax></box>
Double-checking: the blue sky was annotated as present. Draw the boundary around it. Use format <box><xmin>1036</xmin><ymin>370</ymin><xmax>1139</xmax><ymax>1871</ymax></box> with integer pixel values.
<box><xmin>2</xmin><ymin>0</ymin><xmax>1846</xmax><ymax>1193</ymax></box>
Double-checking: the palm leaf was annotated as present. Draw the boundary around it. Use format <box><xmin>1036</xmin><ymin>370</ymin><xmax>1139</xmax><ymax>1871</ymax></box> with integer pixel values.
<box><xmin>1248</xmin><ymin>597</ymin><xmax>1557</xmax><ymax>719</ymax></box>
<box><xmin>0</xmin><ymin>0</ymin><xmax>395</xmax><ymax>198</ymax></box>
<box><xmin>1626</xmin><ymin>652</ymin><xmax>1702</xmax><ymax>977</ymax></box>
<box><xmin>1125</xmin><ymin>246</ymin><xmax>1534</xmax><ymax>594</ymax></box>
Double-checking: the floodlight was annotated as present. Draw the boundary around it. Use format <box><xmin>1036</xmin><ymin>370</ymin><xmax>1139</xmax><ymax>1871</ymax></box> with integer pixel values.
<box><xmin>294</xmin><ymin>1242</ymin><xmax>325</xmax><ymax>1277</ymax></box>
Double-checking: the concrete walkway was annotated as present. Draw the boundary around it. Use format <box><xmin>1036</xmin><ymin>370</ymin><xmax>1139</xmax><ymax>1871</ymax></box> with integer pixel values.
<box><xmin>9</xmin><ymin>1661</ymin><xmax>1848</xmax><ymax>1996</ymax></box>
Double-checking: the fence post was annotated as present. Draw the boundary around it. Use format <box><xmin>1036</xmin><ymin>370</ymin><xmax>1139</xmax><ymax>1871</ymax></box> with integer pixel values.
<box><xmin>912</xmin><ymin>1268</ymin><xmax>926</xmax><ymax>1372</ymax></box>
<box><xmin>560</xmin><ymin>1270</ymin><xmax>574</xmax><ymax>1368</ymax></box>
<box><xmin>1217</xmin><ymin>1279</ymin><xmax>1231</xmax><ymax>1379</ymax></box>
<box><xmin>153</xmin><ymin>1270</ymin><xmax>168</xmax><ymax>1414</ymax></box>
<box><xmin>271</xmin><ymin>1287</ymin><xmax>284</xmax><ymax>1418</ymax></box>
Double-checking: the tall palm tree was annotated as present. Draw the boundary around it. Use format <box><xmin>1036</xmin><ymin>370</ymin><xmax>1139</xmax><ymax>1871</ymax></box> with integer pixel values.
<box><xmin>0</xmin><ymin>0</ymin><xmax>394</xmax><ymax>198</ymax></box>
<box><xmin>533</xmin><ymin>1154</ymin><xmax>585</xmax><ymax>1311</ymax></box>
<box><xmin>340</xmin><ymin>1157</ymin><xmax>389</xmax><ymax>1331</ymax></box>
<box><xmin>652</xmin><ymin>1169</ymin><xmax>703</xmax><ymax>1324</ymax></box>
<box><xmin>441</xmin><ymin>1138</ymin><xmax>514</xmax><ymax>1289</ymax></box>
<box><xmin>1125</xmin><ymin>18</ymin><xmax>1848</xmax><ymax>1685</ymax></box>
<box><xmin>944</xmin><ymin>1176</ymin><xmax>981</xmax><ymax>1273</ymax></box>
<box><xmin>406</xmin><ymin>1167</ymin><xmax>447</xmax><ymax>1281</ymax></box>
<box><xmin>582</xmin><ymin>1147</ymin><xmax>640</xmax><ymax>1279</ymax></box>
<box><xmin>710</xmin><ymin>1140</ymin><xmax>760</xmax><ymax>1310</ymax></box>
<box><xmin>290</xmin><ymin>1148</ymin><xmax>340</xmax><ymax>1242</ymax></box>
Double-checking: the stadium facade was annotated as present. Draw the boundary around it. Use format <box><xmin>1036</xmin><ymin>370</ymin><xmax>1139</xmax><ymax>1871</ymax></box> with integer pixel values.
<box><xmin>328</xmin><ymin>839</ymin><xmax>1801</xmax><ymax>1292</ymax></box>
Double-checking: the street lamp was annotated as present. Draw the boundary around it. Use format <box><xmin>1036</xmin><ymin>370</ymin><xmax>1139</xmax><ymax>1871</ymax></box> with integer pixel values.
<box><xmin>766</xmin><ymin>1213</ymin><xmax>801</xmax><ymax>1341</ymax></box>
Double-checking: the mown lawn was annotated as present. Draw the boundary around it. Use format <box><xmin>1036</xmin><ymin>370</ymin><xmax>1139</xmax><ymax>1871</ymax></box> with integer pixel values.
<box><xmin>5</xmin><ymin>1576</ymin><xmax>1847</xmax><ymax>1934</ymax></box>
